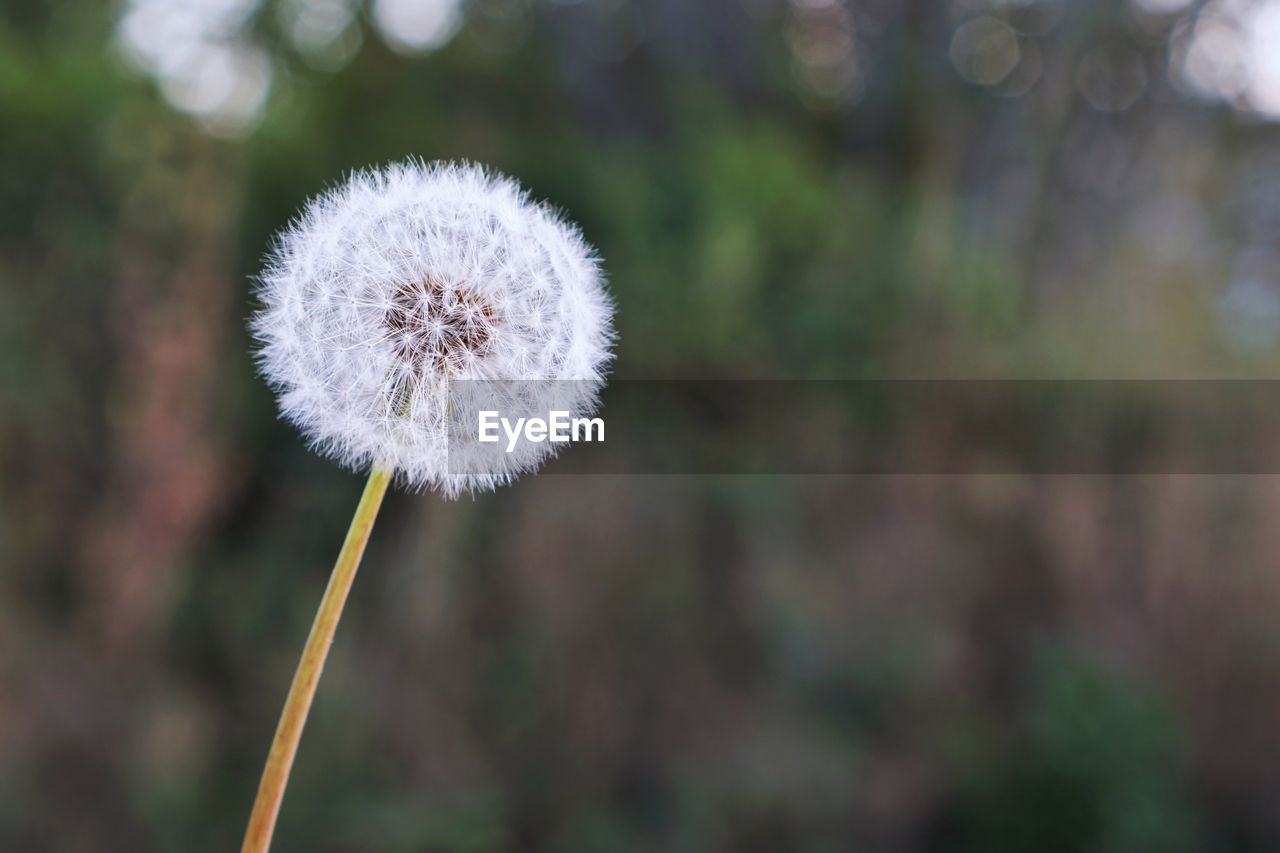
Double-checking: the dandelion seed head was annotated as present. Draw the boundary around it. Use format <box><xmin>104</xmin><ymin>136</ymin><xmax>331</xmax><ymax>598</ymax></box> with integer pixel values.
<box><xmin>253</xmin><ymin>160</ymin><xmax>614</xmax><ymax>497</ymax></box>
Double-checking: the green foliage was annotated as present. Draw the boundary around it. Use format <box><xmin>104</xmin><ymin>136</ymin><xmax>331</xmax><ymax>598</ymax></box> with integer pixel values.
<box><xmin>957</xmin><ymin>649</ymin><xmax>1202</xmax><ymax>853</ymax></box>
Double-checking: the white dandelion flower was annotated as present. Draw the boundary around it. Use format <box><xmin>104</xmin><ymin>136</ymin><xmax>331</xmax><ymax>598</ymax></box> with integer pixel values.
<box><xmin>253</xmin><ymin>159</ymin><xmax>614</xmax><ymax>497</ymax></box>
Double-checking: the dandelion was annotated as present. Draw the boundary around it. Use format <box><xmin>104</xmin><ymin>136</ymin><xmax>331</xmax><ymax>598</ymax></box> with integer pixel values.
<box><xmin>242</xmin><ymin>160</ymin><xmax>613</xmax><ymax>852</ymax></box>
<box><xmin>254</xmin><ymin>159</ymin><xmax>613</xmax><ymax>496</ymax></box>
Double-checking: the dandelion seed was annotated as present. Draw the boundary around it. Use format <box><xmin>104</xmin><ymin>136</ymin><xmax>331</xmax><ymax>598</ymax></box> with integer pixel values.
<box><xmin>253</xmin><ymin>159</ymin><xmax>614</xmax><ymax>496</ymax></box>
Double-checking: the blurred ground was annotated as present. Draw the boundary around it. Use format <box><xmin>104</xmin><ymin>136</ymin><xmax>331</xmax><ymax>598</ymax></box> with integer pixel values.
<box><xmin>3</xmin><ymin>1</ymin><xmax>1280</xmax><ymax>850</ymax></box>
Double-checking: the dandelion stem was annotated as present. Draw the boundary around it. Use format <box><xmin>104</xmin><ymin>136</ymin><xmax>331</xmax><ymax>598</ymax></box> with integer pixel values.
<box><xmin>241</xmin><ymin>464</ymin><xmax>393</xmax><ymax>853</ymax></box>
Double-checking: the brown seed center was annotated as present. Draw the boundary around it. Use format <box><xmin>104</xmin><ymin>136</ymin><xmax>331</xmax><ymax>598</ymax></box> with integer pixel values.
<box><xmin>384</xmin><ymin>277</ymin><xmax>496</xmax><ymax>374</ymax></box>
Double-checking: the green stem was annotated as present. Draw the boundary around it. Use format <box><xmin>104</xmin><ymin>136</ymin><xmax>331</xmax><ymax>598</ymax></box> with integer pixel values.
<box><xmin>241</xmin><ymin>464</ymin><xmax>393</xmax><ymax>853</ymax></box>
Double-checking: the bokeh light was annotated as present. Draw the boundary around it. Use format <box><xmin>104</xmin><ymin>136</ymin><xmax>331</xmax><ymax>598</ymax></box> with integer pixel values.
<box><xmin>115</xmin><ymin>0</ymin><xmax>272</xmax><ymax>135</ymax></box>
<box><xmin>950</xmin><ymin>16</ymin><xmax>1021</xmax><ymax>87</ymax></box>
<box><xmin>1133</xmin><ymin>0</ymin><xmax>1196</xmax><ymax>13</ymax></box>
<box><xmin>371</xmin><ymin>0</ymin><xmax>464</xmax><ymax>55</ymax></box>
<box><xmin>786</xmin><ymin>0</ymin><xmax>864</xmax><ymax>110</ymax></box>
<box><xmin>1175</xmin><ymin>0</ymin><xmax>1280</xmax><ymax>121</ymax></box>
<box><xmin>277</xmin><ymin>0</ymin><xmax>363</xmax><ymax>71</ymax></box>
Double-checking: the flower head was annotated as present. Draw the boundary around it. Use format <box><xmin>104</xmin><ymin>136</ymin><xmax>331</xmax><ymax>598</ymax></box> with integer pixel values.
<box><xmin>254</xmin><ymin>160</ymin><xmax>614</xmax><ymax>497</ymax></box>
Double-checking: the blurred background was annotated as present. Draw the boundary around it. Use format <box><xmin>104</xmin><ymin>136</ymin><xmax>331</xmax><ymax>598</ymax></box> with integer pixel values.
<box><xmin>4</xmin><ymin>0</ymin><xmax>1280</xmax><ymax>850</ymax></box>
